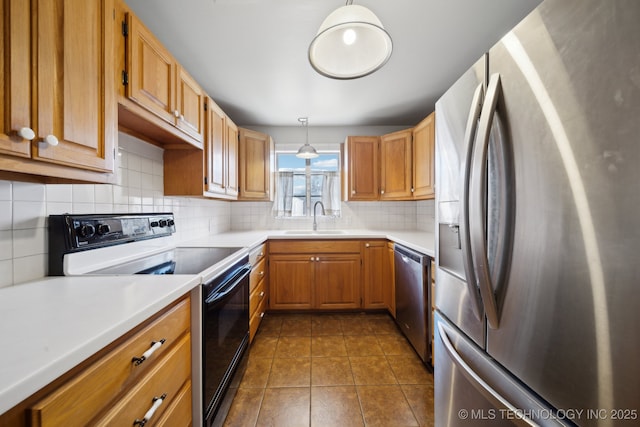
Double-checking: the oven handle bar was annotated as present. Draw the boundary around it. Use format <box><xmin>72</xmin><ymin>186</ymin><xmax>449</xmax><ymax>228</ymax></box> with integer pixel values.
<box><xmin>204</xmin><ymin>264</ymin><xmax>251</xmax><ymax>305</ymax></box>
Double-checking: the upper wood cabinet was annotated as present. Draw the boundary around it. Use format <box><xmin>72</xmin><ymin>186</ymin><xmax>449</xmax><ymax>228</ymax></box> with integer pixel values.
<box><xmin>205</xmin><ymin>98</ymin><xmax>238</xmax><ymax>199</ymax></box>
<box><xmin>412</xmin><ymin>112</ymin><xmax>435</xmax><ymax>199</ymax></box>
<box><xmin>343</xmin><ymin>136</ymin><xmax>380</xmax><ymax>201</ymax></box>
<box><xmin>343</xmin><ymin>113</ymin><xmax>435</xmax><ymax>201</ymax></box>
<box><xmin>117</xmin><ymin>8</ymin><xmax>204</xmax><ymax>148</ymax></box>
<box><xmin>238</xmin><ymin>128</ymin><xmax>273</xmax><ymax>201</ymax></box>
<box><xmin>163</xmin><ymin>97</ymin><xmax>238</xmax><ymax>199</ymax></box>
<box><xmin>380</xmin><ymin>129</ymin><xmax>413</xmax><ymax>200</ymax></box>
<box><xmin>0</xmin><ymin>0</ymin><xmax>117</xmax><ymax>183</ymax></box>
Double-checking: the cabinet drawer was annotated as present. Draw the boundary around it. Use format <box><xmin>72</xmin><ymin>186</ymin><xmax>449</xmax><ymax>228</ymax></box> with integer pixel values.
<box><xmin>30</xmin><ymin>297</ymin><xmax>190</xmax><ymax>427</ymax></box>
<box><xmin>95</xmin><ymin>333</ymin><xmax>191</xmax><ymax>426</ymax></box>
<box><xmin>154</xmin><ymin>380</ymin><xmax>192</xmax><ymax>427</ymax></box>
<box><xmin>250</xmin><ymin>278</ymin><xmax>267</xmax><ymax>317</ymax></box>
<box><xmin>269</xmin><ymin>240</ymin><xmax>360</xmax><ymax>254</ymax></box>
<box><xmin>250</xmin><ymin>296</ymin><xmax>267</xmax><ymax>341</ymax></box>
<box><xmin>249</xmin><ymin>243</ymin><xmax>267</xmax><ymax>266</ymax></box>
<box><xmin>250</xmin><ymin>257</ymin><xmax>267</xmax><ymax>292</ymax></box>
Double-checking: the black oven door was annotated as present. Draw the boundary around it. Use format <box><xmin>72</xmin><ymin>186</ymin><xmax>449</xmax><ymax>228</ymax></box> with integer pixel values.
<box><xmin>203</xmin><ymin>260</ymin><xmax>251</xmax><ymax>426</ymax></box>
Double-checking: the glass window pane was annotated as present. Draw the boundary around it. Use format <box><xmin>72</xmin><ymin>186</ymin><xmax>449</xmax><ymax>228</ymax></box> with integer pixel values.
<box><xmin>274</xmin><ymin>152</ymin><xmax>340</xmax><ymax>218</ymax></box>
<box><xmin>277</xmin><ymin>153</ymin><xmax>306</xmax><ymax>171</ymax></box>
<box><xmin>310</xmin><ymin>174</ymin><xmax>324</xmax><ymax>197</ymax></box>
<box><xmin>293</xmin><ymin>174</ymin><xmax>306</xmax><ymax>197</ymax></box>
<box><xmin>310</xmin><ymin>154</ymin><xmax>339</xmax><ymax>171</ymax></box>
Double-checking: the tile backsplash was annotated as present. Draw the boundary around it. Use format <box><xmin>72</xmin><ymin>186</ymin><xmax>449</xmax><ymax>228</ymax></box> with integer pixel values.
<box><xmin>0</xmin><ymin>133</ymin><xmax>231</xmax><ymax>288</ymax></box>
<box><xmin>0</xmin><ymin>133</ymin><xmax>434</xmax><ymax>288</ymax></box>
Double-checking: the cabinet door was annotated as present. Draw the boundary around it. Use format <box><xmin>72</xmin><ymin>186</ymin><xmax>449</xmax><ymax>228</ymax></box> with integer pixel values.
<box><xmin>315</xmin><ymin>254</ymin><xmax>361</xmax><ymax>310</ymax></box>
<box><xmin>127</xmin><ymin>12</ymin><xmax>176</xmax><ymax>126</ymax></box>
<box><xmin>380</xmin><ymin>129</ymin><xmax>413</xmax><ymax>200</ymax></box>
<box><xmin>175</xmin><ymin>65</ymin><xmax>204</xmax><ymax>144</ymax></box>
<box><xmin>206</xmin><ymin>99</ymin><xmax>227</xmax><ymax>195</ymax></box>
<box><xmin>269</xmin><ymin>255</ymin><xmax>314</xmax><ymax>310</ymax></box>
<box><xmin>345</xmin><ymin>136</ymin><xmax>379</xmax><ymax>200</ymax></box>
<box><xmin>363</xmin><ymin>241</ymin><xmax>387</xmax><ymax>309</ymax></box>
<box><xmin>0</xmin><ymin>0</ymin><xmax>32</xmax><ymax>158</ymax></box>
<box><xmin>226</xmin><ymin>119</ymin><xmax>239</xmax><ymax>197</ymax></box>
<box><xmin>238</xmin><ymin>128</ymin><xmax>272</xmax><ymax>200</ymax></box>
<box><xmin>34</xmin><ymin>0</ymin><xmax>116</xmax><ymax>173</ymax></box>
<box><xmin>412</xmin><ymin>112</ymin><xmax>435</xmax><ymax>199</ymax></box>
<box><xmin>386</xmin><ymin>242</ymin><xmax>396</xmax><ymax>317</ymax></box>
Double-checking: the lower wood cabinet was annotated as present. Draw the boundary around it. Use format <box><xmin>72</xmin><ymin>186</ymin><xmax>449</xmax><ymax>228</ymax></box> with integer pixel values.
<box><xmin>249</xmin><ymin>243</ymin><xmax>268</xmax><ymax>341</ymax></box>
<box><xmin>269</xmin><ymin>240</ymin><xmax>361</xmax><ymax>310</ymax></box>
<box><xmin>362</xmin><ymin>240</ymin><xmax>387</xmax><ymax>309</ymax></box>
<box><xmin>22</xmin><ymin>296</ymin><xmax>192</xmax><ymax>427</ymax></box>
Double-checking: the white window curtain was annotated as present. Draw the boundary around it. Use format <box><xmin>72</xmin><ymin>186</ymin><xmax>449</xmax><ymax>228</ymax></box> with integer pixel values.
<box><xmin>321</xmin><ymin>171</ymin><xmax>341</xmax><ymax>216</ymax></box>
<box><xmin>273</xmin><ymin>171</ymin><xmax>294</xmax><ymax>216</ymax></box>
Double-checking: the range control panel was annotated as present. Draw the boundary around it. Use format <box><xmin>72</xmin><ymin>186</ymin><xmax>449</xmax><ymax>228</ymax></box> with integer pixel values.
<box><xmin>49</xmin><ymin>213</ymin><xmax>176</xmax><ymax>251</ymax></box>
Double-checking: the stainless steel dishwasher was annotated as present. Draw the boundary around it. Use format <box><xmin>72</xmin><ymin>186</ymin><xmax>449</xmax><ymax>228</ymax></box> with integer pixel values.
<box><xmin>394</xmin><ymin>244</ymin><xmax>431</xmax><ymax>365</ymax></box>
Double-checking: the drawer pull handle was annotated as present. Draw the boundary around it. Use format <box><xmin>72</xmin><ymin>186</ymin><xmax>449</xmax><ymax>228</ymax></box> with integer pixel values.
<box><xmin>132</xmin><ymin>339</ymin><xmax>166</xmax><ymax>366</ymax></box>
<box><xmin>133</xmin><ymin>393</ymin><xmax>167</xmax><ymax>426</ymax></box>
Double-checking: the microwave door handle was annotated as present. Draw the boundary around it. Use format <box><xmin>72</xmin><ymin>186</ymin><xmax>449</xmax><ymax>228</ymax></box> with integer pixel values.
<box><xmin>205</xmin><ymin>265</ymin><xmax>251</xmax><ymax>305</ymax></box>
<box><xmin>469</xmin><ymin>73</ymin><xmax>503</xmax><ymax>329</ymax></box>
<box><xmin>460</xmin><ymin>82</ymin><xmax>485</xmax><ymax>321</ymax></box>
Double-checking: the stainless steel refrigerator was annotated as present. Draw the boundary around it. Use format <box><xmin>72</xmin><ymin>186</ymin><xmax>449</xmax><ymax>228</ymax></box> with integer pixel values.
<box><xmin>434</xmin><ymin>0</ymin><xmax>640</xmax><ymax>425</ymax></box>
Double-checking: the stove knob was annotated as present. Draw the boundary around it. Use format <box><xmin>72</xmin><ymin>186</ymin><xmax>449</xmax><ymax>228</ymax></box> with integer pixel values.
<box><xmin>159</xmin><ymin>219</ymin><xmax>168</xmax><ymax>227</ymax></box>
<box><xmin>78</xmin><ymin>223</ymin><xmax>95</xmax><ymax>238</ymax></box>
<box><xmin>150</xmin><ymin>221</ymin><xmax>159</xmax><ymax>228</ymax></box>
<box><xmin>167</xmin><ymin>219</ymin><xmax>175</xmax><ymax>227</ymax></box>
<box><xmin>96</xmin><ymin>223</ymin><xmax>111</xmax><ymax>235</ymax></box>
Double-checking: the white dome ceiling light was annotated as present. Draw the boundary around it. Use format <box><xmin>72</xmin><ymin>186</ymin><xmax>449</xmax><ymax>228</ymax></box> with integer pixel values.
<box><xmin>308</xmin><ymin>1</ymin><xmax>393</xmax><ymax>80</ymax></box>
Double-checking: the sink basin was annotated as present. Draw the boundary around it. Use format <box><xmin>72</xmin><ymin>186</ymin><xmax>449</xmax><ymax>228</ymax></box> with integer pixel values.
<box><xmin>284</xmin><ymin>230</ymin><xmax>347</xmax><ymax>235</ymax></box>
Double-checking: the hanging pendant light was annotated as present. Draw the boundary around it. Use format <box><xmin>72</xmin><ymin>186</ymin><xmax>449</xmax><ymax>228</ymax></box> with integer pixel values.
<box><xmin>296</xmin><ymin>117</ymin><xmax>319</xmax><ymax>159</ymax></box>
<box><xmin>308</xmin><ymin>0</ymin><xmax>392</xmax><ymax>80</ymax></box>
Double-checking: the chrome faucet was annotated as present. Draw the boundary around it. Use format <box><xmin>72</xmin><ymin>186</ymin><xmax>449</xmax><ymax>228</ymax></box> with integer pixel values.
<box><xmin>313</xmin><ymin>201</ymin><xmax>325</xmax><ymax>231</ymax></box>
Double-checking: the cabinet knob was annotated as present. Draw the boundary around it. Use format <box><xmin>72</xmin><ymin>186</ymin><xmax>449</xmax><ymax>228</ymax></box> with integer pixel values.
<box><xmin>180</xmin><ymin>114</ymin><xmax>184</xmax><ymax>121</ymax></box>
<box><xmin>381</xmin><ymin>190</ymin><xmax>385</xmax><ymax>194</ymax></box>
<box><xmin>41</xmin><ymin>134</ymin><xmax>59</xmax><ymax>147</ymax></box>
<box><xmin>365</xmin><ymin>243</ymin><xmax>370</xmax><ymax>248</ymax></box>
<box><xmin>351</xmin><ymin>190</ymin><xmax>356</xmax><ymax>195</ymax></box>
<box><xmin>315</xmin><ymin>257</ymin><xmax>320</xmax><ymax>262</ymax></box>
<box><xmin>17</xmin><ymin>127</ymin><xmax>35</xmax><ymax>141</ymax></box>
<box><xmin>174</xmin><ymin>110</ymin><xmax>180</xmax><ymax>118</ymax></box>
<box><xmin>259</xmin><ymin>291</ymin><xmax>265</xmax><ymax>298</ymax></box>
<box><xmin>259</xmin><ymin>271</ymin><xmax>264</xmax><ymax>276</ymax></box>
<box><xmin>411</xmin><ymin>188</ymin><xmax>415</xmax><ymax>193</ymax></box>
<box><xmin>310</xmin><ymin>256</ymin><xmax>315</xmax><ymax>261</ymax></box>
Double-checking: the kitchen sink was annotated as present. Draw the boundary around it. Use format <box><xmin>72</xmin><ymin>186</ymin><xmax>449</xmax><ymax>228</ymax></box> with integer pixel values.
<box><xmin>283</xmin><ymin>230</ymin><xmax>347</xmax><ymax>235</ymax></box>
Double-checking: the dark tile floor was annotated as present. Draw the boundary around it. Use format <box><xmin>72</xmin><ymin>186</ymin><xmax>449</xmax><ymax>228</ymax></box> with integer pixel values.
<box><xmin>223</xmin><ymin>312</ymin><xmax>435</xmax><ymax>427</ymax></box>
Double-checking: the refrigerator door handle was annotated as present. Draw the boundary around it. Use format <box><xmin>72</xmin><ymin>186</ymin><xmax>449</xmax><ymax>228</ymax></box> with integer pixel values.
<box><xmin>460</xmin><ymin>82</ymin><xmax>485</xmax><ymax>320</ymax></box>
<box><xmin>469</xmin><ymin>73</ymin><xmax>502</xmax><ymax>329</ymax></box>
<box><xmin>437</xmin><ymin>319</ymin><xmax>569</xmax><ymax>427</ymax></box>
<box><xmin>437</xmin><ymin>321</ymin><xmax>529</xmax><ymax>425</ymax></box>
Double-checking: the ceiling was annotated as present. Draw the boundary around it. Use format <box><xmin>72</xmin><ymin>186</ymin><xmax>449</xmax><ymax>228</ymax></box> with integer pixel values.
<box><xmin>126</xmin><ymin>0</ymin><xmax>541</xmax><ymax>127</ymax></box>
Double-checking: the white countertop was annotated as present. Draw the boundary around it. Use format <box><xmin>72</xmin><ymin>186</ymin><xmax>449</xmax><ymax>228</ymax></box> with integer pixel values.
<box><xmin>183</xmin><ymin>229</ymin><xmax>435</xmax><ymax>257</ymax></box>
<box><xmin>0</xmin><ymin>228</ymin><xmax>433</xmax><ymax>416</ymax></box>
<box><xmin>0</xmin><ymin>274</ymin><xmax>200</xmax><ymax>415</ymax></box>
